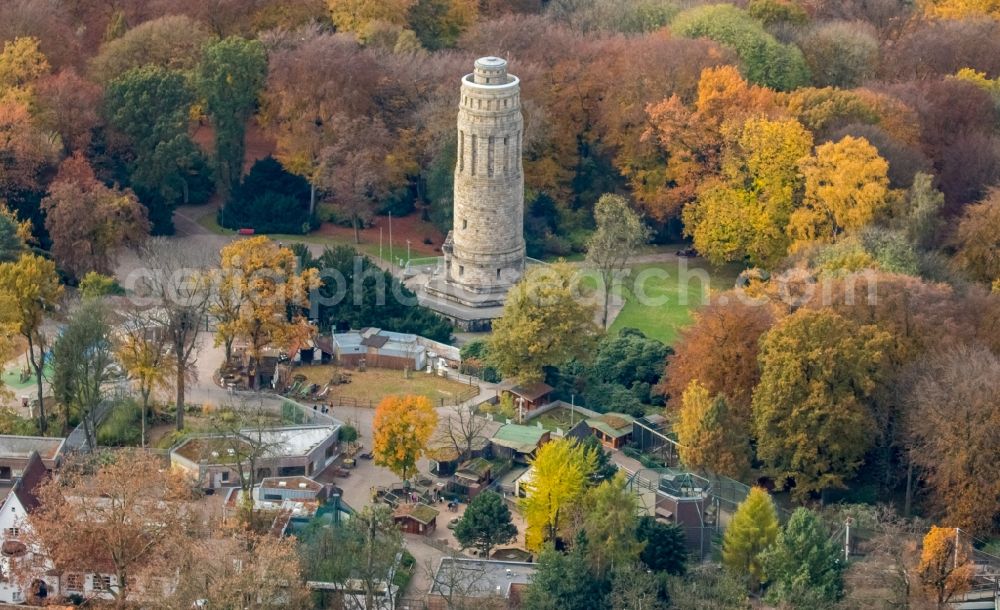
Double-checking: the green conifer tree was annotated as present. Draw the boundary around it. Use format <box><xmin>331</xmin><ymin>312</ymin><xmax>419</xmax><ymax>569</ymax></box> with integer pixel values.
<box><xmin>722</xmin><ymin>487</ymin><xmax>779</xmax><ymax>587</ymax></box>
<box><xmin>761</xmin><ymin>508</ymin><xmax>844</xmax><ymax>606</ymax></box>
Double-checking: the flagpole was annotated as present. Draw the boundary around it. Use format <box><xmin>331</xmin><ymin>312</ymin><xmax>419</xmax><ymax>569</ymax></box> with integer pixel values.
<box><xmin>388</xmin><ymin>211</ymin><xmax>393</xmax><ymax>269</ymax></box>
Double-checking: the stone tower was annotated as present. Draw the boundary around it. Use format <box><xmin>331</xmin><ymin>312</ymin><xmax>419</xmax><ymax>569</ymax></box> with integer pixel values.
<box><xmin>441</xmin><ymin>56</ymin><xmax>525</xmax><ymax>301</ymax></box>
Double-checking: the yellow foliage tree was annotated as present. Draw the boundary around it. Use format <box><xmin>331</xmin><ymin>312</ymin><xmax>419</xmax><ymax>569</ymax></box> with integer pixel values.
<box><xmin>922</xmin><ymin>0</ymin><xmax>1000</xmax><ymax>18</ymax></box>
<box><xmin>486</xmin><ymin>263</ymin><xmax>600</xmax><ymax>382</ymax></box>
<box><xmin>372</xmin><ymin>394</ymin><xmax>438</xmax><ymax>481</ymax></box>
<box><xmin>520</xmin><ymin>438</ymin><xmax>596</xmax><ymax>551</ymax></box>
<box><xmin>790</xmin><ymin>135</ymin><xmax>891</xmax><ymax>248</ymax></box>
<box><xmin>327</xmin><ymin>0</ymin><xmax>414</xmax><ymax>34</ymax></box>
<box><xmin>0</xmin><ymin>254</ymin><xmax>62</xmax><ymax>432</ymax></box>
<box><xmin>917</xmin><ymin>526</ymin><xmax>975</xmax><ymax>605</ymax></box>
<box><xmin>580</xmin><ymin>473</ymin><xmax>643</xmax><ymax>577</ymax></box>
<box><xmin>683</xmin><ymin>117</ymin><xmax>812</xmax><ymax>267</ymax></box>
<box><xmin>116</xmin><ymin>310</ymin><xmax>175</xmax><ymax>448</ymax></box>
<box><xmin>752</xmin><ymin>308</ymin><xmax>890</xmax><ymax>500</ymax></box>
<box><xmin>675</xmin><ymin>380</ymin><xmax>751</xmax><ymax>479</ymax></box>
<box><xmin>0</xmin><ymin>37</ymin><xmax>49</xmax><ymax>102</ymax></box>
<box><xmin>213</xmin><ymin>237</ymin><xmax>319</xmax><ymax>388</ymax></box>
<box><xmin>721</xmin><ymin>486</ymin><xmax>779</xmax><ymax>588</ymax></box>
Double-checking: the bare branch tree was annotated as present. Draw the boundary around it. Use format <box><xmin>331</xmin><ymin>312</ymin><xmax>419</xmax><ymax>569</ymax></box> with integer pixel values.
<box><xmin>134</xmin><ymin>238</ymin><xmax>213</xmax><ymax>430</ymax></box>
<box><xmin>436</xmin><ymin>405</ymin><xmax>492</xmax><ymax>463</ymax></box>
<box><xmin>204</xmin><ymin>399</ymin><xmax>287</xmax><ymax>526</ymax></box>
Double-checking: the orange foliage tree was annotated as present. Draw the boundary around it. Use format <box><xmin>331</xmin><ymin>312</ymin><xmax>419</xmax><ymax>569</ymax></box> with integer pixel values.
<box><xmin>904</xmin><ymin>345</ymin><xmax>1000</xmax><ymax>534</ymax></box>
<box><xmin>41</xmin><ymin>152</ymin><xmax>150</xmax><ymax>280</ymax></box>
<box><xmin>640</xmin><ymin>65</ymin><xmax>781</xmax><ymax>221</ymax></box>
<box><xmin>22</xmin><ymin>450</ymin><xmax>197</xmax><ymax>605</ymax></box>
<box><xmin>372</xmin><ymin>394</ymin><xmax>438</xmax><ymax>481</ymax></box>
<box><xmin>659</xmin><ymin>295</ymin><xmax>775</xmax><ymax>420</ymax></box>
<box><xmin>917</xmin><ymin>525</ymin><xmax>975</xmax><ymax>605</ymax></box>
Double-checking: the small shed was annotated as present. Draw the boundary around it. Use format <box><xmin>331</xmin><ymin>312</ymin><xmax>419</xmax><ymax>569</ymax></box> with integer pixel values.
<box><xmin>427</xmin><ymin>446</ymin><xmax>461</xmax><ymax>477</ymax></box>
<box><xmin>452</xmin><ymin>457</ymin><xmax>493</xmax><ymax>499</ymax></box>
<box><xmin>490</xmin><ymin>425</ymin><xmax>549</xmax><ymax>464</ymax></box>
<box><xmin>332</xmin><ymin>332</ymin><xmax>366</xmax><ymax>367</ymax></box>
<box><xmin>586</xmin><ymin>413</ymin><xmax>635</xmax><ymax>449</ymax></box>
<box><xmin>253</xmin><ymin>349</ymin><xmax>282</xmax><ymax>388</ymax></box>
<box><xmin>393</xmin><ymin>502</ymin><xmax>439</xmax><ymax>535</ymax></box>
<box><xmin>293</xmin><ymin>337</ymin><xmax>334</xmax><ymax>365</ymax></box>
<box><xmin>503</xmin><ymin>382</ymin><xmax>553</xmax><ymax>412</ymax></box>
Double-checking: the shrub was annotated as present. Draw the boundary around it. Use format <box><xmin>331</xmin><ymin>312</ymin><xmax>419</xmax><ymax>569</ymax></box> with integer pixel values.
<box><xmin>0</xmin><ymin>408</ymin><xmax>40</xmax><ymax>436</ymax></box>
<box><xmin>78</xmin><ymin>272</ymin><xmax>125</xmax><ymax>297</ymax></box>
<box><xmin>672</xmin><ymin>4</ymin><xmax>810</xmax><ymax>91</ymax></box>
<box><xmin>339</xmin><ymin>425</ymin><xmax>358</xmax><ymax>443</ymax></box>
<box><xmin>799</xmin><ymin>21</ymin><xmax>879</xmax><ymax>88</ymax></box>
<box><xmin>97</xmin><ymin>400</ymin><xmax>142</xmax><ymax>447</ymax></box>
<box><xmin>748</xmin><ymin>0</ymin><xmax>809</xmax><ymax>25</ymax></box>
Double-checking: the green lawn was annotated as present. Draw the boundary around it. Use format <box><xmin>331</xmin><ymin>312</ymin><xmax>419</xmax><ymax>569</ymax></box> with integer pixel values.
<box><xmin>2</xmin><ymin>362</ymin><xmax>52</xmax><ymax>391</ymax></box>
<box><xmin>295</xmin><ymin>366</ymin><xmax>476</xmax><ymax>406</ymax></box>
<box><xmin>534</xmin><ymin>406</ymin><xmax>588</xmax><ymax>432</ymax></box>
<box><xmin>596</xmin><ymin>258</ymin><xmax>744</xmax><ymax>344</ymax></box>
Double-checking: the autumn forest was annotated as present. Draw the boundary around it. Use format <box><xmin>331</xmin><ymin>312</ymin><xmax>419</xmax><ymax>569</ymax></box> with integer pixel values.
<box><xmin>1</xmin><ymin>0</ymin><xmax>1000</xmax><ymax>607</ymax></box>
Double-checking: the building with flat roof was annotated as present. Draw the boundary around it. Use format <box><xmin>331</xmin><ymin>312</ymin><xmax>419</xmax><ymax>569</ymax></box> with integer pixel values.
<box><xmin>170</xmin><ymin>424</ymin><xmax>341</xmax><ymax>488</ymax></box>
<box><xmin>332</xmin><ymin>328</ymin><xmax>460</xmax><ymax>371</ymax></box>
<box><xmin>428</xmin><ymin>558</ymin><xmax>536</xmax><ymax>609</ymax></box>
<box><xmin>0</xmin><ymin>435</ymin><xmax>66</xmax><ymax>477</ymax></box>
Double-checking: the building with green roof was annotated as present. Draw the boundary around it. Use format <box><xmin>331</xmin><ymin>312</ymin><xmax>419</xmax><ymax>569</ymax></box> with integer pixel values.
<box><xmin>585</xmin><ymin>412</ymin><xmax>635</xmax><ymax>449</ymax></box>
<box><xmin>490</xmin><ymin>424</ymin><xmax>550</xmax><ymax>463</ymax></box>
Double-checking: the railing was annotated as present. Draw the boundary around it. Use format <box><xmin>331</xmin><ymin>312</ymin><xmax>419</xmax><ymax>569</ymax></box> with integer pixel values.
<box><xmin>403</xmin><ymin>255</ymin><xmax>549</xmax><ymax>278</ymax></box>
<box><xmin>452</xmin><ymin>385</ymin><xmax>480</xmax><ymax>405</ymax></box>
<box><xmin>403</xmin><ymin>257</ymin><xmax>443</xmax><ymax>278</ymax></box>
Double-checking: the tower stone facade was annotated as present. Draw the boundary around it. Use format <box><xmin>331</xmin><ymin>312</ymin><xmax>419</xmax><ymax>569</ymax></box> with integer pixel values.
<box><xmin>441</xmin><ymin>56</ymin><xmax>525</xmax><ymax>300</ymax></box>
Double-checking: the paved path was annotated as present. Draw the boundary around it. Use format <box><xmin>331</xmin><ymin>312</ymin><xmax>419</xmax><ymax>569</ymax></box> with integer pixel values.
<box><xmin>120</xmin><ymin>207</ymin><xmax>512</xmax><ymax>600</ymax></box>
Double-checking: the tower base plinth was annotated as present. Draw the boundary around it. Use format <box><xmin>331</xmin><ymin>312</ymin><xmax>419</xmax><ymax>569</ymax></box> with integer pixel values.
<box><xmin>401</xmin><ymin>273</ymin><xmax>508</xmax><ymax>331</ymax></box>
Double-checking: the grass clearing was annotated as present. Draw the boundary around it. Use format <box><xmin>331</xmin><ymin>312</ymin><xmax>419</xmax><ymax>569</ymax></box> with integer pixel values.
<box><xmin>609</xmin><ymin>259</ymin><xmax>742</xmax><ymax>344</ymax></box>
<box><xmin>294</xmin><ymin>365</ymin><xmax>475</xmax><ymax>407</ymax></box>
<box><xmin>2</xmin><ymin>362</ymin><xmax>53</xmax><ymax>391</ymax></box>
<box><xmin>579</xmin><ymin>256</ymin><xmax>743</xmax><ymax>344</ymax></box>
<box><xmin>532</xmin><ymin>406</ymin><xmax>589</xmax><ymax>432</ymax></box>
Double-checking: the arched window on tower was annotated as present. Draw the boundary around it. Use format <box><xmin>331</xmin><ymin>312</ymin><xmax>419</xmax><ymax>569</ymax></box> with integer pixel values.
<box><xmin>471</xmin><ymin>135</ymin><xmax>477</xmax><ymax>175</ymax></box>
<box><xmin>516</xmin><ymin>131</ymin><xmax>522</xmax><ymax>170</ymax></box>
<box><xmin>487</xmin><ymin>136</ymin><xmax>495</xmax><ymax>177</ymax></box>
